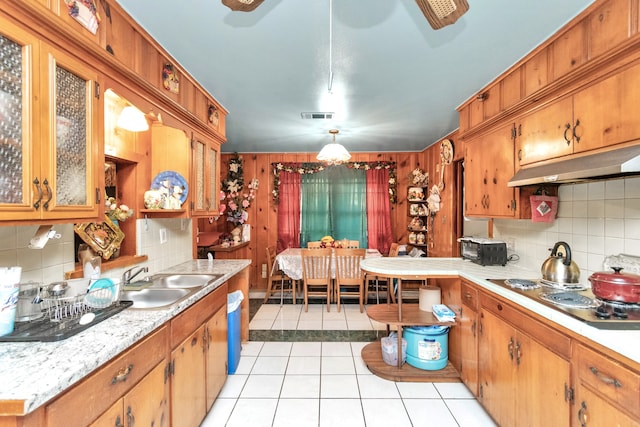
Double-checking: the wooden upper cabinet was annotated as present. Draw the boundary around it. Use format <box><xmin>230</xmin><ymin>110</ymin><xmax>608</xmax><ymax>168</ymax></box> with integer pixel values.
<box><xmin>518</xmin><ymin>60</ymin><xmax>640</xmax><ymax>167</ymax></box>
<box><xmin>524</xmin><ymin>49</ymin><xmax>548</xmax><ymax>97</ymax></box>
<box><xmin>572</xmin><ymin>60</ymin><xmax>640</xmax><ymax>152</ymax></box>
<box><xmin>464</xmin><ymin>125</ymin><xmax>516</xmax><ymax>218</ymax></box>
<box><xmin>191</xmin><ymin>132</ymin><xmax>220</xmax><ymax>217</ymax></box>
<box><xmin>103</xmin><ymin>5</ymin><xmax>137</xmax><ymax>69</ymax></box>
<box><xmin>516</xmin><ymin>96</ymin><xmax>574</xmax><ymax>167</ymax></box>
<box><xmin>588</xmin><ymin>0</ymin><xmax>632</xmax><ymax>59</ymax></box>
<box><xmin>551</xmin><ymin>22</ymin><xmax>586</xmax><ymax>81</ymax></box>
<box><xmin>501</xmin><ymin>68</ymin><xmax>522</xmax><ymax>110</ymax></box>
<box><xmin>0</xmin><ymin>15</ymin><xmax>101</xmax><ymax>221</ymax></box>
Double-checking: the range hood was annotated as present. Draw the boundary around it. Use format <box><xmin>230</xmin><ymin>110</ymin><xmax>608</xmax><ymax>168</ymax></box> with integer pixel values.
<box><xmin>508</xmin><ymin>145</ymin><xmax>640</xmax><ymax>187</ymax></box>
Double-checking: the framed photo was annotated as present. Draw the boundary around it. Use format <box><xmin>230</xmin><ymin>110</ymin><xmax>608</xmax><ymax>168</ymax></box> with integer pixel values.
<box><xmin>74</xmin><ymin>216</ymin><xmax>125</xmax><ymax>260</ymax></box>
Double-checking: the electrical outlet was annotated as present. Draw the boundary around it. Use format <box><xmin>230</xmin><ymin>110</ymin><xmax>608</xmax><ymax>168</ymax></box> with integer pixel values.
<box><xmin>159</xmin><ymin>228</ymin><xmax>167</xmax><ymax>244</ymax></box>
<box><xmin>261</xmin><ymin>264</ymin><xmax>267</xmax><ymax>278</ymax></box>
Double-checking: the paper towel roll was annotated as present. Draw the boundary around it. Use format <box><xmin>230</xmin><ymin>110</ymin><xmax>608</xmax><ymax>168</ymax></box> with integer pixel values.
<box><xmin>419</xmin><ymin>287</ymin><xmax>441</xmax><ymax>312</ymax></box>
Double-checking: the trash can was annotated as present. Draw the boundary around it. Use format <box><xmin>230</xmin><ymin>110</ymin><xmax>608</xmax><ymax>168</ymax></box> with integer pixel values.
<box><xmin>227</xmin><ymin>290</ymin><xmax>244</xmax><ymax>374</ymax></box>
<box><xmin>403</xmin><ymin>325</ymin><xmax>450</xmax><ymax>370</ymax></box>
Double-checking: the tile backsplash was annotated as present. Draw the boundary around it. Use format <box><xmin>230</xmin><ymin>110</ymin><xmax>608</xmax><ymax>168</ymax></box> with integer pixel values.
<box><xmin>0</xmin><ymin>218</ymin><xmax>192</xmax><ymax>284</ymax></box>
<box><xmin>465</xmin><ymin>176</ymin><xmax>640</xmax><ymax>280</ymax></box>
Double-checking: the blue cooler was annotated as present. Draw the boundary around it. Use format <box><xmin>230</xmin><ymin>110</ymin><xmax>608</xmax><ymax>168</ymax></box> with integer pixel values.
<box><xmin>404</xmin><ymin>325</ymin><xmax>450</xmax><ymax>370</ymax></box>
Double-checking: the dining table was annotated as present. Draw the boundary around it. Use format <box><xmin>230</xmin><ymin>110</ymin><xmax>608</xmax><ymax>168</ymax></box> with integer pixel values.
<box><xmin>274</xmin><ymin>247</ymin><xmax>382</xmax><ymax>281</ymax></box>
<box><xmin>272</xmin><ymin>248</ymin><xmax>382</xmax><ymax>305</ymax></box>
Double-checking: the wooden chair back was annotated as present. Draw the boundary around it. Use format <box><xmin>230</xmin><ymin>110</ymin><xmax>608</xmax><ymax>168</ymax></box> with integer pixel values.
<box><xmin>334</xmin><ymin>248</ymin><xmax>366</xmax><ymax>312</ymax></box>
<box><xmin>346</xmin><ymin>240</ymin><xmax>360</xmax><ymax>248</ymax></box>
<box><xmin>301</xmin><ymin>248</ymin><xmax>333</xmax><ymax>311</ymax></box>
<box><xmin>307</xmin><ymin>241</ymin><xmax>322</xmax><ymax>249</ymax></box>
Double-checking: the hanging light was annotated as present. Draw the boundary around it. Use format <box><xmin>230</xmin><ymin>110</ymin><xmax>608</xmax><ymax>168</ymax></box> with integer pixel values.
<box><xmin>415</xmin><ymin>0</ymin><xmax>469</xmax><ymax>30</ymax></box>
<box><xmin>221</xmin><ymin>0</ymin><xmax>265</xmax><ymax>12</ymax></box>
<box><xmin>317</xmin><ymin>129</ymin><xmax>351</xmax><ymax>165</ymax></box>
<box><xmin>116</xmin><ymin>105</ymin><xmax>149</xmax><ymax>132</ymax></box>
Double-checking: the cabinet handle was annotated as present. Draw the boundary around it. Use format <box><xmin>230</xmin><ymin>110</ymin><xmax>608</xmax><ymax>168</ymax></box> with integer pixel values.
<box><xmin>515</xmin><ymin>341</ymin><xmax>522</xmax><ymax>365</ymax></box>
<box><xmin>126</xmin><ymin>405</ymin><xmax>135</xmax><ymax>427</ymax></box>
<box><xmin>464</xmin><ymin>292</ymin><xmax>472</xmax><ymax>300</ymax></box>
<box><xmin>517</xmin><ymin>149</ymin><xmax>522</xmax><ymax>161</ymax></box>
<box><xmin>589</xmin><ymin>366</ymin><xmax>622</xmax><ymax>388</ymax></box>
<box><xmin>518</xmin><ymin>124</ymin><xmax>522</xmax><ymax>137</ymax></box>
<box><xmin>578</xmin><ymin>401</ymin><xmax>588</xmax><ymax>427</ymax></box>
<box><xmin>42</xmin><ymin>178</ymin><xmax>52</xmax><ymax>210</ymax></box>
<box><xmin>471</xmin><ymin>319</ymin><xmax>476</xmax><ymax>338</ymax></box>
<box><xmin>32</xmin><ymin>178</ymin><xmax>42</xmax><ymax>209</ymax></box>
<box><xmin>114</xmin><ymin>415</ymin><xmax>124</xmax><ymax>427</ymax></box>
<box><xmin>563</xmin><ymin>123</ymin><xmax>572</xmax><ymax>145</ymax></box>
<box><xmin>191</xmin><ymin>336</ymin><xmax>198</xmax><ymax>347</ymax></box>
<box><xmin>111</xmin><ymin>364</ymin><xmax>133</xmax><ymax>384</ymax></box>
<box><xmin>573</xmin><ymin>118</ymin><xmax>581</xmax><ymax>143</ymax></box>
<box><xmin>508</xmin><ymin>337</ymin><xmax>514</xmax><ymax>361</ymax></box>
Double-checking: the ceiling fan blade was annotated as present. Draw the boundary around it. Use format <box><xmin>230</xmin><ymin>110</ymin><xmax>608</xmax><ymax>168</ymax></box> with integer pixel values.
<box><xmin>415</xmin><ymin>0</ymin><xmax>470</xmax><ymax>30</ymax></box>
<box><xmin>221</xmin><ymin>0</ymin><xmax>265</xmax><ymax>12</ymax></box>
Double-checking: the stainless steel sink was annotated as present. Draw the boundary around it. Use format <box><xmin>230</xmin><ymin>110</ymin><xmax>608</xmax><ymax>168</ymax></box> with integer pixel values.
<box><xmin>121</xmin><ymin>273</ymin><xmax>223</xmax><ymax>309</ymax></box>
<box><xmin>120</xmin><ymin>288</ymin><xmax>196</xmax><ymax>309</ymax></box>
<box><xmin>149</xmin><ymin>273</ymin><xmax>223</xmax><ymax>288</ymax></box>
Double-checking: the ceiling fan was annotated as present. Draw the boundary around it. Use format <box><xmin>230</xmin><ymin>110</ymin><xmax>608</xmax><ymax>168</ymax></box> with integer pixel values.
<box><xmin>221</xmin><ymin>0</ymin><xmax>469</xmax><ymax>30</ymax></box>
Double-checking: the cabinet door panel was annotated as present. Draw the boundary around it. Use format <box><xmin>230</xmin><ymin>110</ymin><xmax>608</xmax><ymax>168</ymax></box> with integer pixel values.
<box><xmin>574</xmin><ymin>386</ymin><xmax>638</xmax><ymax>427</ymax></box>
<box><xmin>515</xmin><ymin>333</ymin><xmax>571</xmax><ymax>427</ymax></box>
<box><xmin>517</xmin><ymin>97</ymin><xmax>573</xmax><ymax>166</ymax></box>
<box><xmin>573</xmin><ymin>62</ymin><xmax>640</xmax><ymax>153</ymax></box>
<box><xmin>206</xmin><ymin>307</ymin><xmax>228</xmax><ymax>409</ymax></box>
<box><xmin>171</xmin><ymin>325</ymin><xmax>207</xmax><ymax>427</ymax></box>
<box><xmin>478</xmin><ymin>309</ymin><xmax>516</xmax><ymax>426</ymax></box>
<box><xmin>0</xmin><ymin>19</ymin><xmax>40</xmax><ymax>218</ymax></box>
<box><xmin>38</xmin><ymin>45</ymin><xmax>100</xmax><ymax>219</ymax></box>
<box><xmin>123</xmin><ymin>362</ymin><xmax>169</xmax><ymax>427</ymax></box>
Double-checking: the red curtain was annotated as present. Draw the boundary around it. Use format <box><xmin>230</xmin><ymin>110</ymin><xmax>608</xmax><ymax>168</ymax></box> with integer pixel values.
<box><xmin>366</xmin><ymin>168</ymin><xmax>393</xmax><ymax>254</ymax></box>
<box><xmin>277</xmin><ymin>169</ymin><xmax>301</xmax><ymax>252</ymax></box>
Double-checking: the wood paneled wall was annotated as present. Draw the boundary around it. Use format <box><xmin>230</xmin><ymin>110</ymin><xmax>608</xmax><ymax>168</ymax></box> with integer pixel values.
<box><xmin>201</xmin><ymin>140</ymin><xmax>460</xmax><ymax>290</ymax></box>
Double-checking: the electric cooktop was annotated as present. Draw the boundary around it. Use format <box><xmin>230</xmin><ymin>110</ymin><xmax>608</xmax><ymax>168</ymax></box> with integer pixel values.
<box><xmin>489</xmin><ymin>279</ymin><xmax>640</xmax><ymax>330</ymax></box>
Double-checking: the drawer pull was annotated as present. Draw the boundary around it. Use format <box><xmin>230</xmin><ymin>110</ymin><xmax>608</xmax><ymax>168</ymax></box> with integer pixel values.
<box><xmin>111</xmin><ymin>364</ymin><xmax>134</xmax><ymax>384</ymax></box>
<box><xmin>127</xmin><ymin>405</ymin><xmax>135</xmax><ymax>427</ymax></box>
<box><xmin>508</xmin><ymin>337</ymin><xmax>514</xmax><ymax>361</ymax></box>
<box><xmin>589</xmin><ymin>366</ymin><xmax>622</xmax><ymax>388</ymax></box>
<box><xmin>578</xmin><ymin>401</ymin><xmax>589</xmax><ymax>427</ymax></box>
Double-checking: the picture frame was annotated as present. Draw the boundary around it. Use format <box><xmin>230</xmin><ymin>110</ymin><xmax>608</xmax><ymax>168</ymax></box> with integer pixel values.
<box><xmin>74</xmin><ymin>216</ymin><xmax>125</xmax><ymax>260</ymax></box>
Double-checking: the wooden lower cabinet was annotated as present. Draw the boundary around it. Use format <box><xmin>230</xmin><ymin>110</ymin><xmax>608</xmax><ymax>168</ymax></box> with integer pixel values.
<box><xmin>170</xmin><ymin>283</ymin><xmax>228</xmax><ymax>427</ymax></box>
<box><xmin>205</xmin><ymin>307</ymin><xmax>228</xmax><ymax>409</ymax></box>
<box><xmin>45</xmin><ymin>326</ymin><xmax>169</xmax><ymax>427</ymax></box>
<box><xmin>89</xmin><ymin>361</ymin><xmax>169</xmax><ymax>427</ymax></box>
<box><xmin>171</xmin><ymin>325</ymin><xmax>207</xmax><ymax>427</ymax></box>
<box><xmin>478</xmin><ymin>295</ymin><xmax>571</xmax><ymax>427</ymax></box>
<box><xmin>459</xmin><ymin>281</ymin><xmax>478</xmax><ymax>396</ymax></box>
<box><xmin>573</xmin><ymin>343</ymin><xmax>640</xmax><ymax>426</ymax></box>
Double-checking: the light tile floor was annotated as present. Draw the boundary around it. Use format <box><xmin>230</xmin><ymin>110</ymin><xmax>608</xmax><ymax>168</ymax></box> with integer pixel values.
<box><xmin>201</xmin><ymin>303</ymin><xmax>497</xmax><ymax>427</ymax></box>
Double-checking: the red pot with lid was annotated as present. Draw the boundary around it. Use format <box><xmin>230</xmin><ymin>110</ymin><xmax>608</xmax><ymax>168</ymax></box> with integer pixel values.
<box><xmin>588</xmin><ymin>267</ymin><xmax>640</xmax><ymax>303</ymax></box>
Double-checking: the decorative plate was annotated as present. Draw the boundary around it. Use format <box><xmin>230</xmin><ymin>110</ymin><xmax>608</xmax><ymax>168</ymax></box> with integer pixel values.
<box><xmin>74</xmin><ymin>217</ymin><xmax>125</xmax><ymax>260</ymax></box>
<box><xmin>151</xmin><ymin>171</ymin><xmax>189</xmax><ymax>206</ymax></box>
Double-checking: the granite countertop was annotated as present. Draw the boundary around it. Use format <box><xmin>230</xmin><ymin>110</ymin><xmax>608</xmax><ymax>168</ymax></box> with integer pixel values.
<box><xmin>361</xmin><ymin>257</ymin><xmax>640</xmax><ymax>364</ymax></box>
<box><xmin>0</xmin><ymin>259</ymin><xmax>250</xmax><ymax>416</ymax></box>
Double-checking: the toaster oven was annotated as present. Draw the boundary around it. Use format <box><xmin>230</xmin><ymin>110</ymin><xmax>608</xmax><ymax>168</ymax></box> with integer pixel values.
<box><xmin>458</xmin><ymin>237</ymin><xmax>507</xmax><ymax>266</ymax></box>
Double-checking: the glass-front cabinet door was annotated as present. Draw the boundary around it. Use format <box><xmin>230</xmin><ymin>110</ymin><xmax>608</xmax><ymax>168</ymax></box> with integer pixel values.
<box><xmin>191</xmin><ymin>132</ymin><xmax>220</xmax><ymax>217</ymax></box>
<box><xmin>0</xmin><ymin>15</ymin><xmax>100</xmax><ymax>221</ymax></box>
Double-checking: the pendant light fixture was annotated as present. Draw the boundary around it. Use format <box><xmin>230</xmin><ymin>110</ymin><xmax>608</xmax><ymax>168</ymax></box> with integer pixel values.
<box><xmin>317</xmin><ymin>129</ymin><xmax>351</xmax><ymax>165</ymax></box>
<box><xmin>415</xmin><ymin>0</ymin><xmax>469</xmax><ymax>30</ymax></box>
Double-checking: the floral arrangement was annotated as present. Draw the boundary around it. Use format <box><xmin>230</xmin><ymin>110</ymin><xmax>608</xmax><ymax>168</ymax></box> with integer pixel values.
<box><xmin>220</xmin><ymin>153</ymin><xmax>259</xmax><ymax>225</ymax></box>
<box><xmin>271</xmin><ymin>161</ymin><xmax>397</xmax><ymax>204</ymax></box>
<box><xmin>105</xmin><ymin>196</ymin><xmax>134</xmax><ymax>223</ymax></box>
<box><xmin>410</xmin><ymin>168</ymin><xmax>429</xmax><ymax>187</ymax></box>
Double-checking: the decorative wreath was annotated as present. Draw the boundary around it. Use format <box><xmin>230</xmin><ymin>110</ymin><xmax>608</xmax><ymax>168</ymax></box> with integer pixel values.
<box><xmin>271</xmin><ymin>161</ymin><xmax>397</xmax><ymax>205</ymax></box>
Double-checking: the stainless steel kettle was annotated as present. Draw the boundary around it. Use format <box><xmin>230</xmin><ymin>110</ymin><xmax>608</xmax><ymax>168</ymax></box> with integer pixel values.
<box><xmin>541</xmin><ymin>241</ymin><xmax>580</xmax><ymax>284</ymax></box>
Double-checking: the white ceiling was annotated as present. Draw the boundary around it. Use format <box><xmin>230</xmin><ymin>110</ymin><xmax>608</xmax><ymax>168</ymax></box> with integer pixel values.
<box><xmin>116</xmin><ymin>0</ymin><xmax>595</xmax><ymax>154</ymax></box>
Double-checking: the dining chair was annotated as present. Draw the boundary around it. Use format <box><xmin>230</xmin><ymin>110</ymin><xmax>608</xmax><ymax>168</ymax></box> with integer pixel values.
<box><xmin>307</xmin><ymin>241</ymin><xmax>322</xmax><ymax>249</ymax></box>
<box><xmin>365</xmin><ymin>243</ymin><xmax>398</xmax><ymax>304</ymax></box>
<box><xmin>334</xmin><ymin>248</ymin><xmax>366</xmax><ymax>312</ymax></box>
<box><xmin>301</xmin><ymin>248</ymin><xmax>333</xmax><ymax>312</ymax></box>
<box><xmin>264</xmin><ymin>246</ymin><xmax>298</xmax><ymax>304</ymax></box>
<box><xmin>346</xmin><ymin>240</ymin><xmax>360</xmax><ymax>248</ymax></box>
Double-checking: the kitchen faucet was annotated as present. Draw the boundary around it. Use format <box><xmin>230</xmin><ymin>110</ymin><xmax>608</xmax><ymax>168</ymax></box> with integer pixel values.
<box><xmin>122</xmin><ymin>266</ymin><xmax>149</xmax><ymax>285</ymax></box>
